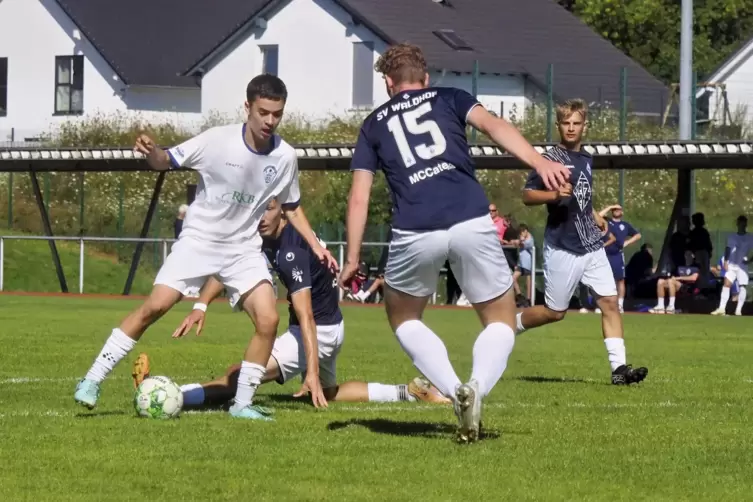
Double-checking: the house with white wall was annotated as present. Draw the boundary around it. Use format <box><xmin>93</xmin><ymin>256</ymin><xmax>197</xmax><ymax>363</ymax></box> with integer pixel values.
<box><xmin>0</xmin><ymin>0</ymin><xmax>668</xmax><ymax>144</ymax></box>
<box><xmin>697</xmin><ymin>36</ymin><xmax>753</xmax><ymax>131</ymax></box>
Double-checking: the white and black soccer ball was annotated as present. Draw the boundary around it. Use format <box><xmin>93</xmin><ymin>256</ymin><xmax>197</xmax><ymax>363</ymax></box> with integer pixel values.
<box><xmin>134</xmin><ymin>376</ymin><xmax>183</xmax><ymax>419</ymax></box>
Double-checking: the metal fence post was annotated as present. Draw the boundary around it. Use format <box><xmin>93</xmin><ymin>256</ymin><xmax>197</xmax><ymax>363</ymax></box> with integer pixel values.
<box><xmin>530</xmin><ymin>245</ymin><xmax>536</xmax><ymax>307</ymax></box>
<box><xmin>162</xmin><ymin>240</ymin><xmax>168</xmax><ymax>264</ymax></box>
<box><xmin>338</xmin><ymin>243</ymin><xmax>344</xmax><ymax>301</ymax></box>
<box><xmin>0</xmin><ymin>237</ymin><xmax>4</xmax><ymax>291</ymax></box>
<box><xmin>79</xmin><ymin>238</ymin><xmax>84</xmax><ymax>294</ymax></box>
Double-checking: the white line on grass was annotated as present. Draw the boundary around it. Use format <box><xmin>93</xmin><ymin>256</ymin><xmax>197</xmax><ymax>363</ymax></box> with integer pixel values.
<box><xmin>2</xmin><ymin>400</ymin><xmax>746</xmax><ymax>421</ymax></box>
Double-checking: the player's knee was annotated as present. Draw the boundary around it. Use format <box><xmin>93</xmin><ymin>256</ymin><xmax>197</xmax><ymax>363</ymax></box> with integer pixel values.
<box><xmin>599</xmin><ymin>296</ymin><xmax>619</xmax><ymax>313</ymax></box>
<box><xmin>546</xmin><ymin>308</ymin><xmax>567</xmax><ymax>322</ymax></box>
<box><xmin>254</xmin><ymin>309</ymin><xmax>279</xmax><ymax>337</ymax></box>
<box><xmin>138</xmin><ymin>298</ymin><xmax>171</xmax><ymax>324</ymax></box>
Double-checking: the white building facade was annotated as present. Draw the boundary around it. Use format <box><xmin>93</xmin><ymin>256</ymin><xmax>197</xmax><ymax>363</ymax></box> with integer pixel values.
<box><xmin>0</xmin><ymin>0</ymin><xmax>532</xmax><ymax>144</ymax></box>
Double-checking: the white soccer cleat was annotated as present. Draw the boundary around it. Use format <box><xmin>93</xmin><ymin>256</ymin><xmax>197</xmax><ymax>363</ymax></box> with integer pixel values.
<box><xmin>711</xmin><ymin>308</ymin><xmax>727</xmax><ymax>316</ymax></box>
<box><xmin>579</xmin><ymin>308</ymin><xmax>589</xmax><ymax>314</ymax></box>
<box><xmin>649</xmin><ymin>306</ymin><xmax>665</xmax><ymax>314</ymax></box>
<box><xmin>454</xmin><ymin>379</ymin><xmax>481</xmax><ymax>444</ymax></box>
<box><xmin>595</xmin><ymin>308</ymin><xmax>602</xmax><ymax>314</ymax></box>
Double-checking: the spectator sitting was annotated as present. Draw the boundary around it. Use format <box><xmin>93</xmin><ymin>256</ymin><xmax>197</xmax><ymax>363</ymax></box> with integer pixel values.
<box><xmin>501</xmin><ymin>214</ymin><xmax>520</xmax><ymax>272</ymax></box>
<box><xmin>650</xmin><ymin>250</ymin><xmax>700</xmax><ymax>314</ymax></box>
<box><xmin>490</xmin><ymin>203</ymin><xmax>507</xmax><ymax>243</ymax></box>
<box><xmin>689</xmin><ymin>212</ymin><xmax>713</xmax><ymax>285</ymax></box>
<box><xmin>174</xmin><ymin>204</ymin><xmax>189</xmax><ymax>240</ymax></box>
<box><xmin>345</xmin><ymin>261</ymin><xmax>369</xmax><ymax>301</ymax></box>
<box><xmin>625</xmin><ymin>243</ymin><xmax>656</xmax><ymax>298</ymax></box>
<box><xmin>669</xmin><ymin>216</ymin><xmax>691</xmax><ymax>276</ymax></box>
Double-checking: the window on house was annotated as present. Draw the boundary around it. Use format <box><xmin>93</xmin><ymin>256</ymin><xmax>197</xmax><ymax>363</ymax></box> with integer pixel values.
<box><xmin>260</xmin><ymin>45</ymin><xmax>279</xmax><ymax>76</ymax></box>
<box><xmin>0</xmin><ymin>58</ymin><xmax>7</xmax><ymax>116</ymax></box>
<box><xmin>352</xmin><ymin>42</ymin><xmax>374</xmax><ymax>108</ymax></box>
<box><xmin>54</xmin><ymin>55</ymin><xmax>84</xmax><ymax>115</ymax></box>
<box><xmin>433</xmin><ymin>29</ymin><xmax>473</xmax><ymax>51</ymax></box>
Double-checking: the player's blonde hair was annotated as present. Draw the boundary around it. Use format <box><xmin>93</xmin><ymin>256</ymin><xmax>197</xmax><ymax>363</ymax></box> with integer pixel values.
<box><xmin>556</xmin><ymin>98</ymin><xmax>588</xmax><ymax>123</ymax></box>
<box><xmin>375</xmin><ymin>43</ymin><xmax>428</xmax><ymax>85</ymax></box>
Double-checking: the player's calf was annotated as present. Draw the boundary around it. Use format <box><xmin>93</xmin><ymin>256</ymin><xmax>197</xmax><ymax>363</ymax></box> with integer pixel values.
<box><xmin>515</xmin><ymin>305</ymin><xmax>566</xmax><ymax>334</ymax></box>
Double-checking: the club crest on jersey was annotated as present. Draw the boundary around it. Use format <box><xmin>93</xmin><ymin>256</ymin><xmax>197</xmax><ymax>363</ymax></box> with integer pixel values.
<box><xmin>263</xmin><ymin>166</ymin><xmax>277</xmax><ymax>184</ymax></box>
<box><xmin>285</xmin><ymin>252</ymin><xmax>295</xmax><ymax>262</ymax></box>
<box><xmin>573</xmin><ymin>171</ymin><xmax>592</xmax><ymax>211</ymax></box>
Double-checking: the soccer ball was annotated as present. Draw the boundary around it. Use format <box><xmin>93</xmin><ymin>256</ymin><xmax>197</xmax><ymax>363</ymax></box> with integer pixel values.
<box><xmin>134</xmin><ymin>376</ymin><xmax>183</xmax><ymax>419</ymax></box>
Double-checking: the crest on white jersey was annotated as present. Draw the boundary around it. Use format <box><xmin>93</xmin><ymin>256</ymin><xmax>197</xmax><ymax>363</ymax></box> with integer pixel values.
<box><xmin>285</xmin><ymin>252</ymin><xmax>295</xmax><ymax>262</ymax></box>
<box><xmin>263</xmin><ymin>165</ymin><xmax>277</xmax><ymax>184</ymax></box>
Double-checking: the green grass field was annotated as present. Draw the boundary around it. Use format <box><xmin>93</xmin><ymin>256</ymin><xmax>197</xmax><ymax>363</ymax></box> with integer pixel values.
<box><xmin>1</xmin><ymin>295</ymin><xmax>752</xmax><ymax>501</ymax></box>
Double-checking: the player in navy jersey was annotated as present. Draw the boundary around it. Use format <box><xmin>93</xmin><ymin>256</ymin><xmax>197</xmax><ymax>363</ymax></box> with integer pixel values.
<box><xmin>516</xmin><ymin>99</ymin><xmax>648</xmax><ymax>386</ymax></box>
<box><xmin>337</xmin><ymin>43</ymin><xmax>570</xmax><ymax>443</ymax></box>
<box><xmin>153</xmin><ymin>199</ymin><xmax>449</xmax><ymax>417</ymax></box>
<box><xmin>599</xmin><ymin>204</ymin><xmax>642</xmax><ymax>313</ymax></box>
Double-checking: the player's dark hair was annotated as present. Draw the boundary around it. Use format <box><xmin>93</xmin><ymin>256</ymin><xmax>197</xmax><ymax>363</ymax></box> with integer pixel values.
<box><xmin>246</xmin><ymin>74</ymin><xmax>288</xmax><ymax>103</ymax></box>
<box><xmin>375</xmin><ymin>43</ymin><xmax>428</xmax><ymax>85</ymax></box>
<box><xmin>737</xmin><ymin>215</ymin><xmax>748</xmax><ymax>223</ymax></box>
<box><xmin>519</xmin><ymin>223</ymin><xmax>528</xmax><ymax>231</ymax></box>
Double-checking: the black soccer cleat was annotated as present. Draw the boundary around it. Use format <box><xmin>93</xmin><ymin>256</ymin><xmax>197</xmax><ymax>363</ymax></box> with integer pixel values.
<box><xmin>611</xmin><ymin>364</ymin><xmax>648</xmax><ymax>385</ymax></box>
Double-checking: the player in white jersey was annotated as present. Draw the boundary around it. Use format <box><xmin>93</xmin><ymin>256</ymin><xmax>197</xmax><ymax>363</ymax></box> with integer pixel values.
<box><xmin>712</xmin><ymin>215</ymin><xmax>753</xmax><ymax>316</ymax></box>
<box><xmin>74</xmin><ymin>75</ymin><xmax>337</xmax><ymax>420</ymax></box>
<box><xmin>515</xmin><ymin>99</ymin><xmax>648</xmax><ymax>386</ymax></box>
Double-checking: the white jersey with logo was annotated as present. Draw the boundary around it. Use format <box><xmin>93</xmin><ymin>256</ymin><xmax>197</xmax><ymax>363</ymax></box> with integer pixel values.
<box><xmin>167</xmin><ymin>123</ymin><xmax>301</xmax><ymax>249</ymax></box>
<box><xmin>726</xmin><ymin>233</ymin><xmax>753</xmax><ymax>267</ymax></box>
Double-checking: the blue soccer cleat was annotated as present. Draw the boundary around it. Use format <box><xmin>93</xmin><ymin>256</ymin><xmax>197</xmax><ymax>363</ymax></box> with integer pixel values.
<box><xmin>74</xmin><ymin>378</ymin><xmax>101</xmax><ymax>409</ymax></box>
<box><xmin>229</xmin><ymin>402</ymin><xmax>274</xmax><ymax>421</ymax></box>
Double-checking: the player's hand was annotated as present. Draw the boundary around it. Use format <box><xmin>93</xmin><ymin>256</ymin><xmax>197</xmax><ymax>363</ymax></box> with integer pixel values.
<box><xmin>314</xmin><ymin>247</ymin><xmax>339</xmax><ymax>274</ymax></box>
<box><xmin>535</xmin><ymin>158</ymin><xmax>571</xmax><ymax>191</ymax></box>
<box><xmin>338</xmin><ymin>259</ymin><xmax>360</xmax><ymax>289</ymax></box>
<box><xmin>294</xmin><ymin>374</ymin><xmax>329</xmax><ymax>409</ymax></box>
<box><xmin>172</xmin><ymin>309</ymin><xmax>206</xmax><ymax>338</ymax></box>
<box><xmin>134</xmin><ymin>134</ymin><xmax>166</xmax><ymax>166</ymax></box>
<box><xmin>557</xmin><ymin>182</ymin><xmax>573</xmax><ymax>200</ymax></box>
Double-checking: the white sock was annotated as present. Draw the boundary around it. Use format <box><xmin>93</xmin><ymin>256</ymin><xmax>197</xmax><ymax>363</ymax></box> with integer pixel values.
<box><xmin>367</xmin><ymin>383</ymin><xmax>416</xmax><ymax>402</ymax></box>
<box><xmin>654</xmin><ymin>299</ymin><xmax>664</xmax><ymax>309</ymax></box>
<box><xmin>515</xmin><ymin>312</ymin><xmax>526</xmax><ymax>334</ymax></box>
<box><xmin>180</xmin><ymin>383</ymin><xmax>205</xmax><ymax>407</ymax></box>
<box><xmin>668</xmin><ymin>296</ymin><xmax>676</xmax><ymax>309</ymax></box>
<box><xmin>719</xmin><ymin>287</ymin><xmax>731</xmax><ymax>310</ymax></box>
<box><xmin>470</xmin><ymin>322</ymin><xmax>516</xmax><ymax>397</ymax></box>
<box><xmin>395</xmin><ymin>320</ymin><xmax>461</xmax><ymax>401</ymax></box>
<box><xmin>736</xmin><ymin>287</ymin><xmax>747</xmax><ymax>314</ymax></box>
<box><xmin>618</xmin><ymin>297</ymin><xmax>624</xmax><ymax>310</ymax></box>
<box><xmin>604</xmin><ymin>338</ymin><xmax>626</xmax><ymax>372</ymax></box>
<box><xmin>84</xmin><ymin>328</ymin><xmax>137</xmax><ymax>383</ymax></box>
<box><xmin>232</xmin><ymin>361</ymin><xmax>266</xmax><ymax>408</ymax></box>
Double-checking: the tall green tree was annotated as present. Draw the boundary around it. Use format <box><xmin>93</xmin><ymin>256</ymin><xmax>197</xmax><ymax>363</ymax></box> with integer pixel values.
<box><xmin>558</xmin><ymin>0</ymin><xmax>753</xmax><ymax>83</ymax></box>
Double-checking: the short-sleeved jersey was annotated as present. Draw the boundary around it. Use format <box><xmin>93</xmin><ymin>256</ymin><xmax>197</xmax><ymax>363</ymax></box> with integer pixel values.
<box><xmin>263</xmin><ymin>224</ymin><xmax>342</xmax><ymax>327</ymax></box>
<box><xmin>166</xmin><ymin>124</ymin><xmax>301</xmax><ymax>248</ymax></box>
<box><xmin>605</xmin><ymin>219</ymin><xmax>639</xmax><ymax>255</ymax></box>
<box><xmin>524</xmin><ymin>145</ymin><xmax>602</xmax><ymax>255</ymax></box>
<box><xmin>677</xmin><ymin>265</ymin><xmax>700</xmax><ymax>279</ymax></box>
<box><xmin>349</xmin><ymin>87</ymin><xmax>489</xmax><ymax>231</ymax></box>
<box><xmin>726</xmin><ymin>232</ymin><xmax>753</xmax><ymax>266</ymax></box>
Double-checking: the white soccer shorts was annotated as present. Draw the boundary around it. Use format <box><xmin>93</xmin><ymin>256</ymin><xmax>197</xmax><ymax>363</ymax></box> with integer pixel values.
<box><xmin>543</xmin><ymin>243</ymin><xmax>617</xmax><ymax>312</ymax></box>
<box><xmin>726</xmin><ymin>263</ymin><xmax>750</xmax><ymax>286</ymax></box>
<box><xmin>153</xmin><ymin>236</ymin><xmax>272</xmax><ymax>309</ymax></box>
<box><xmin>271</xmin><ymin>321</ymin><xmax>345</xmax><ymax>389</ymax></box>
<box><xmin>385</xmin><ymin>214</ymin><xmax>513</xmax><ymax>304</ymax></box>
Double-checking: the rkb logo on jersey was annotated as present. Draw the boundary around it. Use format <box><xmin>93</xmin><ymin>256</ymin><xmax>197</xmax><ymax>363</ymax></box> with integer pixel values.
<box><xmin>573</xmin><ymin>171</ymin><xmax>592</xmax><ymax>211</ymax></box>
<box><xmin>263</xmin><ymin>166</ymin><xmax>277</xmax><ymax>184</ymax></box>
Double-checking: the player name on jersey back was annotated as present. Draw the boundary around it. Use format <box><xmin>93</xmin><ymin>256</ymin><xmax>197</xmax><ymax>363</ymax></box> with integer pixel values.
<box><xmin>351</xmin><ymin>87</ymin><xmax>490</xmax><ymax>232</ymax></box>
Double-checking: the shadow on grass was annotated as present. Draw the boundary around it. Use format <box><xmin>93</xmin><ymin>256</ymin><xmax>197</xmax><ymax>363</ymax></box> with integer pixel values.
<box><xmin>75</xmin><ymin>410</ymin><xmax>129</xmax><ymax>418</ymax></box>
<box><xmin>327</xmin><ymin>418</ymin><xmax>503</xmax><ymax>441</ymax></box>
<box><xmin>514</xmin><ymin>375</ymin><xmax>595</xmax><ymax>385</ymax></box>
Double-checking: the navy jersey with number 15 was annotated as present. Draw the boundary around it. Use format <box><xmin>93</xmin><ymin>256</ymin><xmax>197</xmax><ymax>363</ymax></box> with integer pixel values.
<box><xmin>350</xmin><ymin>87</ymin><xmax>490</xmax><ymax>232</ymax></box>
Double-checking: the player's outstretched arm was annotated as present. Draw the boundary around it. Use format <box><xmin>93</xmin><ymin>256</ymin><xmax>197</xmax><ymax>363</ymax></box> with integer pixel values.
<box><xmin>522</xmin><ymin>182</ymin><xmax>572</xmax><ymax>206</ymax></box>
<box><xmin>289</xmin><ymin>290</ymin><xmax>328</xmax><ymax>409</ymax></box>
<box><xmin>283</xmin><ymin>205</ymin><xmax>338</xmax><ymax>273</ymax></box>
<box><xmin>134</xmin><ymin>134</ymin><xmax>172</xmax><ymax>171</ymax></box>
<box><xmin>467</xmin><ymin>106</ymin><xmax>569</xmax><ymax>190</ymax></box>
<box><xmin>598</xmin><ymin>204</ymin><xmax>621</xmax><ymax>218</ymax></box>
<box><xmin>172</xmin><ymin>277</ymin><xmax>226</xmax><ymax>338</ymax></box>
<box><xmin>339</xmin><ymin>170</ymin><xmax>373</xmax><ymax>288</ymax></box>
